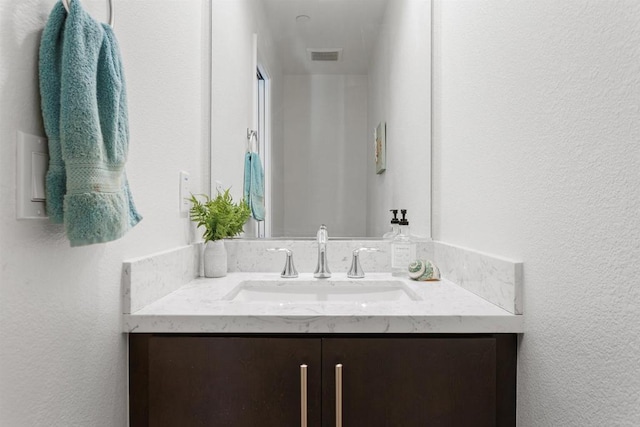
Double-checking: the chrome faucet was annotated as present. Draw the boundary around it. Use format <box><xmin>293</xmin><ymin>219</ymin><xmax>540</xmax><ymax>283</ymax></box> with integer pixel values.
<box><xmin>314</xmin><ymin>224</ymin><xmax>331</xmax><ymax>278</ymax></box>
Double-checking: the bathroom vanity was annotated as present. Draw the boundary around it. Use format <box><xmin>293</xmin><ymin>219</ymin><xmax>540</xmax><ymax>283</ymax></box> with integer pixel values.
<box><xmin>124</xmin><ymin>242</ymin><xmax>523</xmax><ymax>427</ymax></box>
<box><xmin>130</xmin><ymin>333</ymin><xmax>515</xmax><ymax>426</ymax></box>
<box><xmin>123</xmin><ymin>0</ymin><xmax>523</xmax><ymax>423</ymax></box>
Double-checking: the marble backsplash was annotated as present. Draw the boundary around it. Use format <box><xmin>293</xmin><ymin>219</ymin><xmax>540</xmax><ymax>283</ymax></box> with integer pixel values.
<box><xmin>224</xmin><ymin>239</ymin><xmax>433</xmax><ymax>274</ymax></box>
<box><xmin>122</xmin><ymin>244</ymin><xmax>200</xmax><ymax>314</ymax></box>
<box><xmin>431</xmin><ymin>242</ymin><xmax>522</xmax><ymax>315</ymax></box>
<box><xmin>123</xmin><ymin>240</ymin><xmax>522</xmax><ymax>315</ymax></box>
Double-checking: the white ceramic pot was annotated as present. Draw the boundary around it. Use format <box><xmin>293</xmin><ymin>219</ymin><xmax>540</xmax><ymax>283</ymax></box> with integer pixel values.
<box><xmin>203</xmin><ymin>240</ymin><xmax>227</xmax><ymax>278</ymax></box>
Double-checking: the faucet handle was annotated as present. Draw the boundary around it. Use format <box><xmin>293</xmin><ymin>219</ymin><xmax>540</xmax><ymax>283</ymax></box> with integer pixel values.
<box><xmin>347</xmin><ymin>247</ymin><xmax>380</xmax><ymax>279</ymax></box>
<box><xmin>267</xmin><ymin>248</ymin><xmax>298</xmax><ymax>278</ymax></box>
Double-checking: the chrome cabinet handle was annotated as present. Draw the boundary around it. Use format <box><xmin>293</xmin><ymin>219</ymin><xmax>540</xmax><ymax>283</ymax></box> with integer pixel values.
<box><xmin>335</xmin><ymin>364</ymin><xmax>343</xmax><ymax>427</ymax></box>
<box><xmin>300</xmin><ymin>364</ymin><xmax>308</xmax><ymax>427</ymax></box>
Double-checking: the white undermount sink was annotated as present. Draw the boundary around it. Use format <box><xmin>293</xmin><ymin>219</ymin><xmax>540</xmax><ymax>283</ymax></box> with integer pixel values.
<box><xmin>223</xmin><ymin>279</ymin><xmax>422</xmax><ymax>303</ymax></box>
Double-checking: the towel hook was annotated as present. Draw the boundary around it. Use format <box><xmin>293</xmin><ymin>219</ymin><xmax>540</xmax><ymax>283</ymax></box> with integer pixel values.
<box><xmin>246</xmin><ymin>128</ymin><xmax>258</xmax><ymax>153</ymax></box>
<box><xmin>62</xmin><ymin>0</ymin><xmax>115</xmax><ymax>28</ymax></box>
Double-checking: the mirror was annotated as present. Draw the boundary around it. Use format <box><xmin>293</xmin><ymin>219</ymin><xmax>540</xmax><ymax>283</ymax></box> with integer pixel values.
<box><xmin>210</xmin><ymin>0</ymin><xmax>431</xmax><ymax>239</ymax></box>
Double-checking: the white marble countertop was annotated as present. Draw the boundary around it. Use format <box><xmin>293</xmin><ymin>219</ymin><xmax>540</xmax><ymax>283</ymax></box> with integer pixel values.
<box><xmin>124</xmin><ymin>272</ymin><xmax>523</xmax><ymax>334</ymax></box>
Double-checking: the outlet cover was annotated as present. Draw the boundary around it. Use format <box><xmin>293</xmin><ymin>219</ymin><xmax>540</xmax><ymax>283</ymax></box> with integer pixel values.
<box><xmin>17</xmin><ymin>131</ymin><xmax>48</xmax><ymax>219</ymax></box>
<box><xmin>179</xmin><ymin>171</ymin><xmax>191</xmax><ymax>214</ymax></box>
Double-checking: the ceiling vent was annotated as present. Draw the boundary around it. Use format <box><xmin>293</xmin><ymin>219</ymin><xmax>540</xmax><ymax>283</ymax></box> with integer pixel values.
<box><xmin>307</xmin><ymin>48</ymin><xmax>343</xmax><ymax>62</ymax></box>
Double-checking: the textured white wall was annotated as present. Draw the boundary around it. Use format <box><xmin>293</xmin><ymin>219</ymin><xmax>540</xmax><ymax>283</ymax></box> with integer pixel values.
<box><xmin>367</xmin><ymin>0</ymin><xmax>431</xmax><ymax>238</ymax></box>
<box><xmin>282</xmin><ymin>74</ymin><xmax>368</xmax><ymax>238</ymax></box>
<box><xmin>432</xmin><ymin>0</ymin><xmax>640</xmax><ymax>425</ymax></box>
<box><xmin>0</xmin><ymin>0</ymin><xmax>208</xmax><ymax>425</ymax></box>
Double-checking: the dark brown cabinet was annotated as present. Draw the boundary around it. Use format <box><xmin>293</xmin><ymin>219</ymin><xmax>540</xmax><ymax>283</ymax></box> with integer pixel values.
<box><xmin>130</xmin><ymin>334</ymin><xmax>516</xmax><ymax>427</ymax></box>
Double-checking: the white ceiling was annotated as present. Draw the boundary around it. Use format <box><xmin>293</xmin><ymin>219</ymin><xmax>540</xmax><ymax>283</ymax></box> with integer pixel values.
<box><xmin>262</xmin><ymin>0</ymin><xmax>389</xmax><ymax>74</ymax></box>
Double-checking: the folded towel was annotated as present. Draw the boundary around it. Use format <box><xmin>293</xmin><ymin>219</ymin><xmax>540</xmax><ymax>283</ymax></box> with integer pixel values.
<box><xmin>40</xmin><ymin>0</ymin><xmax>141</xmax><ymax>245</ymax></box>
<box><xmin>243</xmin><ymin>151</ymin><xmax>265</xmax><ymax>221</ymax></box>
<box><xmin>39</xmin><ymin>1</ymin><xmax>66</xmax><ymax>223</ymax></box>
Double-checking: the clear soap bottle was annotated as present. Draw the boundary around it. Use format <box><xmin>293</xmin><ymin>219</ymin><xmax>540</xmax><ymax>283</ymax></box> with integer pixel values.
<box><xmin>382</xmin><ymin>209</ymin><xmax>400</xmax><ymax>240</ymax></box>
<box><xmin>391</xmin><ymin>210</ymin><xmax>416</xmax><ymax>276</ymax></box>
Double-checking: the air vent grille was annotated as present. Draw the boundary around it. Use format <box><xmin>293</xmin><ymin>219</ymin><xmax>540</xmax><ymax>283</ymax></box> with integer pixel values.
<box><xmin>310</xmin><ymin>51</ymin><xmax>340</xmax><ymax>61</ymax></box>
<box><xmin>307</xmin><ymin>48</ymin><xmax>343</xmax><ymax>62</ymax></box>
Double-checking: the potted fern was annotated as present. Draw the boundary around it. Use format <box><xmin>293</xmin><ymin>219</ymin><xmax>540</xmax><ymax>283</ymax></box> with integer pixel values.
<box><xmin>189</xmin><ymin>189</ymin><xmax>251</xmax><ymax>277</ymax></box>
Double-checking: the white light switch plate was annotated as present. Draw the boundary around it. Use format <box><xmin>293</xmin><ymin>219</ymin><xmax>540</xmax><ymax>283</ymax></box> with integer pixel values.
<box><xmin>179</xmin><ymin>171</ymin><xmax>191</xmax><ymax>214</ymax></box>
<box><xmin>17</xmin><ymin>131</ymin><xmax>48</xmax><ymax>219</ymax></box>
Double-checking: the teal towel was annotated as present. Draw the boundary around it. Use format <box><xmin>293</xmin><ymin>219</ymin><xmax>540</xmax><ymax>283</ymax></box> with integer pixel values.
<box><xmin>39</xmin><ymin>0</ymin><xmax>141</xmax><ymax>246</ymax></box>
<box><xmin>243</xmin><ymin>152</ymin><xmax>265</xmax><ymax>221</ymax></box>
<box><xmin>39</xmin><ymin>1</ymin><xmax>66</xmax><ymax>223</ymax></box>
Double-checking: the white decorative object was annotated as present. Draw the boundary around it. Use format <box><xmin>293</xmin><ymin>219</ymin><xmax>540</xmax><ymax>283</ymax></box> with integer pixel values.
<box><xmin>408</xmin><ymin>259</ymin><xmax>441</xmax><ymax>281</ymax></box>
<box><xmin>204</xmin><ymin>240</ymin><xmax>227</xmax><ymax>278</ymax></box>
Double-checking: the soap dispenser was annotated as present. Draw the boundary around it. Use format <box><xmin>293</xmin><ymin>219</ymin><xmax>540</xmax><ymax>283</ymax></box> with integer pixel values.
<box><xmin>391</xmin><ymin>209</ymin><xmax>416</xmax><ymax>276</ymax></box>
<box><xmin>382</xmin><ymin>209</ymin><xmax>400</xmax><ymax>240</ymax></box>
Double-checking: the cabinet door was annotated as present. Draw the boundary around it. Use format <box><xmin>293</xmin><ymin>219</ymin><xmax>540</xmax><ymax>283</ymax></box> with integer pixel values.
<box><xmin>321</xmin><ymin>336</ymin><xmax>515</xmax><ymax>427</ymax></box>
<box><xmin>130</xmin><ymin>335</ymin><xmax>322</xmax><ymax>427</ymax></box>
